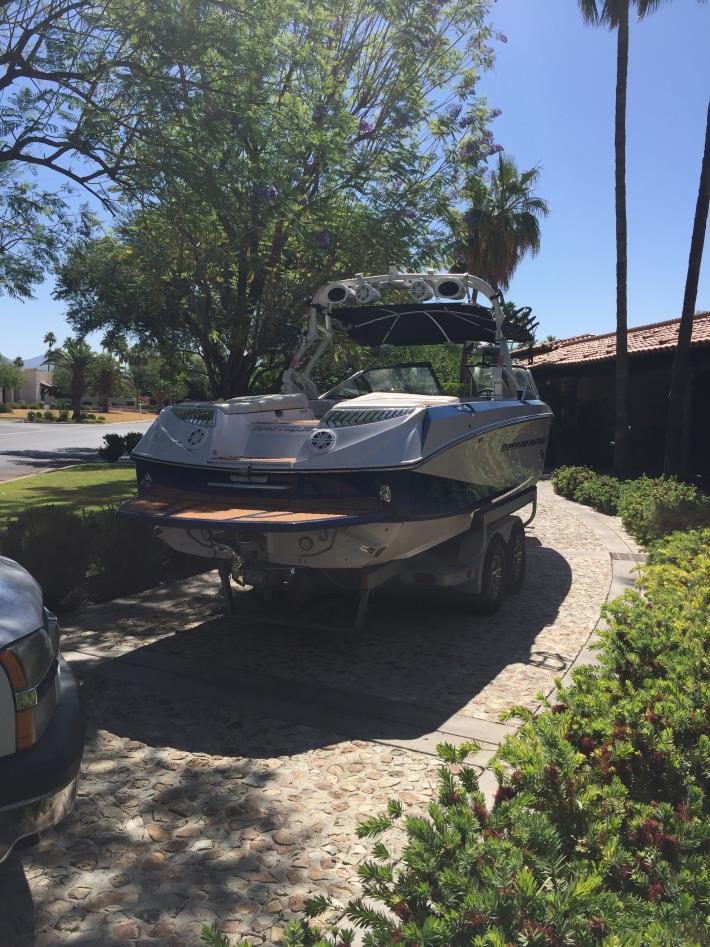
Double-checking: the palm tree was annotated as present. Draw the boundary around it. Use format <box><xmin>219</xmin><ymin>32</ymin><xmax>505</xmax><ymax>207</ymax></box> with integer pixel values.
<box><xmin>43</xmin><ymin>332</ymin><xmax>57</xmax><ymax>368</ymax></box>
<box><xmin>90</xmin><ymin>353</ymin><xmax>126</xmax><ymax>413</ymax></box>
<box><xmin>457</xmin><ymin>155</ymin><xmax>549</xmax><ymax>290</ymax></box>
<box><xmin>577</xmin><ymin>0</ymin><xmax>670</xmax><ymax>475</ymax></box>
<box><xmin>52</xmin><ymin>338</ymin><xmax>95</xmax><ymax>420</ymax></box>
<box><xmin>664</xmin><ymin>98</ymin><xmax>710</xmax><ymax>477</ymax></box>
<box><xmin>455</xmin><ymin>155</ymin><xmax>548</xmax><ymax>383</ymax></box>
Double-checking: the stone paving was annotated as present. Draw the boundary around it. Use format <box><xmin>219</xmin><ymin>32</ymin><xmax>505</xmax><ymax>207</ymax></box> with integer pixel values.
<box><xmin>0</xmin><ymin>482</ymin><xmax>626</xmax><ymax>946</ymax></box>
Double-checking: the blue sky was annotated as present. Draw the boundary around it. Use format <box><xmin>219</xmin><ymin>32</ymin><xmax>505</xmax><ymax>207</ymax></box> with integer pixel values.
<box><xmin>2</xmin><ymin>0</ymin><xmax>709</xmax><ymax>358</ymax></box>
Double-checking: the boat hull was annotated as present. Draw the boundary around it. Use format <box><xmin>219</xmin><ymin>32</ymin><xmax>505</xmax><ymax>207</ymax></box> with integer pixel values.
<box><xmin>122</xmin><ymin>412</ymin><xmax>551</xmax><ymax>569</ymax></box>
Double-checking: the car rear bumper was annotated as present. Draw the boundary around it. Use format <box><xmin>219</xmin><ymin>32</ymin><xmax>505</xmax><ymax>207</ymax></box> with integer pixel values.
<box><xmin>0</xmin><ymin>656</ymin><xmax>84</xmax><ymax>862</ymax></box>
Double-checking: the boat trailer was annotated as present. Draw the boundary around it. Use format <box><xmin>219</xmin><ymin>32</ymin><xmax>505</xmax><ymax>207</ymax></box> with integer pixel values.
<box><xmin>215</xmin><ymin>486</ymin><xmax>538</xmax><ymax>638</ymax></box>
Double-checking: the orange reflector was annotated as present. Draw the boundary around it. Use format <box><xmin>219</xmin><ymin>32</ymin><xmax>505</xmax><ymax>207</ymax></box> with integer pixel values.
<box><xmin>16</xmin><ymin>708</ymin><xmax>36</xmax><ymax>749</ymax></box>
<box><xmin>0</xmin><ymin>651</ymin><xmax>27</xmax><ymax>690</ymax></box>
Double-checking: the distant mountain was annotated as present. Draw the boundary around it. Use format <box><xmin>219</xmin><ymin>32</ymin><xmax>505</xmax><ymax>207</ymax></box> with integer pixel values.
<box><xmin>22</xmin><ymin>355</ymin><xmax>52</xmax><ymax>369</ymax></box>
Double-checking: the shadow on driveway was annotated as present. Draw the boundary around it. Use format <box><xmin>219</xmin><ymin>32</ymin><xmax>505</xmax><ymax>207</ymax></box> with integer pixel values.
<box><xmin>68</xmin><ymin>543</ymin><xmax>574</xmax><ymax>756</ymax></box>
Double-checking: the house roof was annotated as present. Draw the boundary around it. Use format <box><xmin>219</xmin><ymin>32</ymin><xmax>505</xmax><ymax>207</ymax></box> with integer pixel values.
<box><xmin>525</xmin><ymin>312</ymin><xmax>710</xmax><ymax>368</ymax></box>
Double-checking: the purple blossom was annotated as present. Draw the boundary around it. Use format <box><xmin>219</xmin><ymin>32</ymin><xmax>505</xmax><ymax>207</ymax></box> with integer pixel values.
<box><xmin>358</xmin><ymin>118</ymin><xmax>374</xmax><ymax>135</ymax></box>
<box><xmin>462</xmin><ymin>141</ymin><xmax>478</xmax><ymax>158</ymax></box>
<box><xmin>256</xmin><ymin>184</ymin><xmax>279</xmax><ymax>200</ymax></box>
<box><xmin>489</xmin><ymin>143</ymin><xmax>504</xmax><ymax>154</ymax></box>
<box><xmin>489</xmin><ymin>108</ymin><xmax>502</xmax><ymax>119</ymax></box>
<box><xmin>496</xmin><ymin>31</ymin><xmax>508</xmax><ymax>44</ymax></box>
<box><xmin>405</xmin><ymin>209</ymin><xmax>417</xmax><ymax>220</ymax></box>
<box><xmin>446</xmin><ymin>103</ymin><xmax>462</xmax><ymax>120</ymax></box>
<box><xmin>314</xmin><ymin>230</ymin><xmax>331</xmax><ymax>248</ymax></box>
<box><xmin>458</xmin><ymin>112</ymin><xmax>477</xmax><ymax>129</ymax></box>
<box><xmin>482</xmin><ymin>129</ymin><xmax>495</xmax><ymax>145</ymax></box>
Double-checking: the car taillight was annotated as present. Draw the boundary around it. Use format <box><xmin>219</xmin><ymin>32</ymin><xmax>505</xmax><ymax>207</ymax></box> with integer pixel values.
<box><xmin>0</xmin><ymin>621</ymin><xmax>60</xmax><ymax>750</ymax></box>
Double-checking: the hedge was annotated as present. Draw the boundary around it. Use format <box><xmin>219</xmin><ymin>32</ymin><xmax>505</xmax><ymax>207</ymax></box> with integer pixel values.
<box><xmin>98</xmin><ymin>431</ymin><xmax>144</xmax><ymax>461</ymax></box>
<box><xmin>551</xmin><ymin>466</ymin><xmax>710</xmax><ymax>544</ymax></box>
<box><xmin>203</xmin><ymin>529</ymin><xmax>709</xmax><ymax>947</ymax></box>
<box><xmin>0</xmin><ymin>505</ymin><xmax>205</xmax><ymax>610</ymax></box>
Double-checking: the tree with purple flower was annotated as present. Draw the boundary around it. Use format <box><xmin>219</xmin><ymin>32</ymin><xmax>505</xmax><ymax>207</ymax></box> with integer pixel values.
<box><xmin>54</xmin><ymin>0</ymin><xmax>499</xmax><ymax>398</ymax></box>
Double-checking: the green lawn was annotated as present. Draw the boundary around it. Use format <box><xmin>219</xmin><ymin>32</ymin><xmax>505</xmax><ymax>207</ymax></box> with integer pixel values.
<box><xmin>0</xmin><ymin>464</ymin><xmax>138</xmax><ymax>523</ymax></box>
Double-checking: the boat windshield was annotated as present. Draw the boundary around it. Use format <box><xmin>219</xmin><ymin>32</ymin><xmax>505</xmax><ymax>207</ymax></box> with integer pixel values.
<box><xmin>321</xmin><ymin>362</ymin><xmax>443</xmax><ymax>401</ymax></box>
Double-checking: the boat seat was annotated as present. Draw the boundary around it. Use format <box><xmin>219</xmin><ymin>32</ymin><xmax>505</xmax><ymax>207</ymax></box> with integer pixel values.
<box><xmin>220</xmin><ymin>393</ymin><xmax>309</xmax><ymax>414</ymax></box>
<box><xmin>340</xmin><ymin>392</ymin><xmax>460</xmax><ymax>408</ymax></box>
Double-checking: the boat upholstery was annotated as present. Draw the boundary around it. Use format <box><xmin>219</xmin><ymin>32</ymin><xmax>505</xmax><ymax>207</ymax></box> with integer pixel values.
<box><xmin>221</xmin><ymin>393</ymin><xmax>309</xmax><ymax>414</ymax></box>
<box><xmin>340</xmin><ymin>392</ymin><xmax>460</xmax><ymax>407</ymax></box>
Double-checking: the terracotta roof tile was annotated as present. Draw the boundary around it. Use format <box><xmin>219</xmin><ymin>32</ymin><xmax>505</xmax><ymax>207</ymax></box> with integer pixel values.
<box><xmin>526</xmin><ymin>312</ymin><xmax>710</xmax><ymax>367</ymax></box>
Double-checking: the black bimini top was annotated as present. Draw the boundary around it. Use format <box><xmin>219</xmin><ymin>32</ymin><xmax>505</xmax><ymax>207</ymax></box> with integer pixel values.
<box><xmin>334</xmin><ymin>303</ymin><xmax>497</xmax><ymax>346</ymax></box>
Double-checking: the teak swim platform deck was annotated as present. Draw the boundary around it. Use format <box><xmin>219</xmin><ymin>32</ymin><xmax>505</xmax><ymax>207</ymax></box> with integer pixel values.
<box><xmin>119</xmin><ymin>489</ymin><xmax>389</xmax><ymax>531</ymax></box>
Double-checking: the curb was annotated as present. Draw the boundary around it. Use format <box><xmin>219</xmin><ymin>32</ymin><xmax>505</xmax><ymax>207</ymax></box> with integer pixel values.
<box><xmin>477</xmin><ymin>494</ymin><xmax>643</xmax><ymax>806</ymax></box>
<box><xmin>0</xmin><ymin>463</ymin><xmax>84</xmax><ymax>485</ymax></box>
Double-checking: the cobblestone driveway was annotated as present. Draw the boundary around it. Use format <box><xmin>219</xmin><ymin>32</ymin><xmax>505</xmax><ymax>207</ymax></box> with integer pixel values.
<box><xmin>0</xmin><ymin>483</ymin><xmax>621</xmax><ymax>946</ymax></box>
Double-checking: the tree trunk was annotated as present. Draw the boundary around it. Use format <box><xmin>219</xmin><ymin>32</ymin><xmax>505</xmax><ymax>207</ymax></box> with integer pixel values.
<box><xmin>664</xmin><ymin>98</ymin><xmax>710</xmax><ymax>478</ymax></box>
<box><xmin>613</xmin><ymin>1</ymin><xmax>632</xmax><ymax>477</ymax></box>
<box><xmin>71</xmin><ymin>380</ymin><xmax>83</xmax><ymax>421</ymax></box>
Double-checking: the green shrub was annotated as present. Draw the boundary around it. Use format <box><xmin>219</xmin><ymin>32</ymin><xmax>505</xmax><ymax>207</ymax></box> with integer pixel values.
<box><xmin>87</xmin><ymin>509</ymin><xmax>170</xmax><ymax>595</ymax></box>
<box><xmin>0</xmin><ymin>402</ymin><xmax>10</xmax><ymax>413</ymax></box>
<box><xmin>26</xmin><ymin>410</ymin><xmax>39</xmax><ymax>422</ymax></box>
<box><xmin>123</xmin><ymin>431</ymin><xmax>144</xmax><ymax>454</ymax></box>
<box><xmin>552</xmin><ymin>467</ymin><xmax>709</xmax><ymax>543</ymax></box>
<box><xmin>266</xmin><ymin>529</ymin><xmax>710</xmax><ymax>947</ymax></box>
<box><xmin>550</xmin><ymin>465</ymin><xmax>596</xmax><ymax>500</ymax></box>
<box><xmin>57</xmin><ymin>409</ymin><xmax>70</xmax><ymax>422</ymax></box>
<box><xmin>1</xmin><ymin>507</ymin><xmax>93</xmax><ymax>609</ymax></box>
<box><xmin>43</xmin><ymin>409</ymin><xmax>54</xmax><ymax>422</ymax></box>
<box><xmin>617</xmin><ymin>475</ymin><xmax>708</xmax><ymax>545</ymax></box>
<box><xmin>98</xmin><ymin>432</ymin><xmax>125</xmax><ymax>461</ymax></box>
<box><xmin>573</xmin><ymin>472</ymin><xmax>621</xmax><ymax>515</ymax></box>
<box><xmin>1</xmin><ymin>505</ymin><xmax>203</xmax><ymax>609</ymax></box>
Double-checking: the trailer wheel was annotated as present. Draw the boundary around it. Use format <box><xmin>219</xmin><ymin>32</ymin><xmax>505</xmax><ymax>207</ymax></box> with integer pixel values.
<box><xmin>473</xmin><ymin>534</ymin><xmax>507</xmax><ymax>614</ymax></box>
<box><xmin>506</xmin><ymin>520</ymin><xmax>526</xmax><ymax>594</ymax></box>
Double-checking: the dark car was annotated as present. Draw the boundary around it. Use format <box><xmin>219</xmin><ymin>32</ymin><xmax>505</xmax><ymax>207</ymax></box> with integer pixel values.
<box><xmin>0</xmin><ymin>556</ymin><xmax>84</xmax><ymax>862</ymax></box>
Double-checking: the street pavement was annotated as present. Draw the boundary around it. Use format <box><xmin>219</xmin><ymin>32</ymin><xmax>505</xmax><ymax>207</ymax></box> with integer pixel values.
<box><xmin>0</xmin><ymin>419</ymin><xmax>154</xmax><ymax>481</ymax></box>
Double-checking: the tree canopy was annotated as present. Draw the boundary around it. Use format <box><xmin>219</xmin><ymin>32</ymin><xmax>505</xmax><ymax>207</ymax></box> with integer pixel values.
<box><xmin>56</xmin><ymin>0</ymin><xmax>500</xmax><ymax>396</ymax></box>
<box><xmin>0</xmin><ymin>354</ymin><xmax>24</xmax><ymax>393</ymax></box>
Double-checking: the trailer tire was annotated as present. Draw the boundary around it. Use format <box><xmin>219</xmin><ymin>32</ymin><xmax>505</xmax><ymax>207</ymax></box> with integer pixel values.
<box><xmin>506</xmin><ymin>520</ymin><xmax>526</xmax><ymax>594</ymax></box>
<box><xmin>472</xmin><ymin>534</ymin><xmax>507</xmax><ymax>614</ymax></box>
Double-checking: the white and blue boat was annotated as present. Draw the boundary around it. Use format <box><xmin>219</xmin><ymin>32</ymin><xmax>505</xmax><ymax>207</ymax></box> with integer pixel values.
<box><xmin>120</xmin><ymin>269</ymin><xmax>553</xmax><ymax>572</ymax></box>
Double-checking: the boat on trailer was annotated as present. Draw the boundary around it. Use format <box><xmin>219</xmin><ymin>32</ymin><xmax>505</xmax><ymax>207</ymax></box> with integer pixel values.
<box><xmin>120</xmin><ymin>269</ymin><xmax>553</xmax><ymax>626</ymax></box>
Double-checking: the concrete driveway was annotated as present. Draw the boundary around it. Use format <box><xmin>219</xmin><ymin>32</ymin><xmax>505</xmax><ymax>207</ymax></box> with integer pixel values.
<box><xmin>0</xmin><ymin>483</ymin><xmax>641</xmax><ymax>946</ymax></box>
<box><xmin>0</xmin><ymin>420</ymin><xmax>154</xmax><ymax>481</ymax></box>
